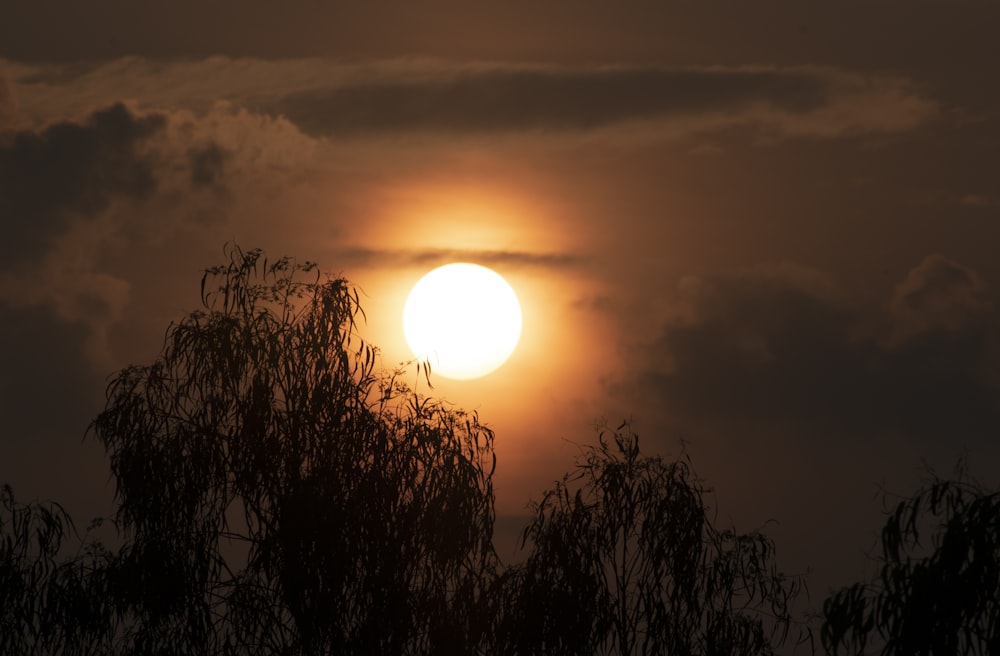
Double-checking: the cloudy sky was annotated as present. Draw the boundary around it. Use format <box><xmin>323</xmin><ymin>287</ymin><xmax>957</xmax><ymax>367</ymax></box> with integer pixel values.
<box><xmin>3</xmin><ymin>0</ymin><xmax>1000</xmax><ymax>626</ymax></box>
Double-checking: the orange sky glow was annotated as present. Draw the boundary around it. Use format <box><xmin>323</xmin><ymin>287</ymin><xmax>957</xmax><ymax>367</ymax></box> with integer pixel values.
<box><xmin>3</xmin><ymin>1</ymin><xmax>1000</xmax><ymax>631</ymax></box>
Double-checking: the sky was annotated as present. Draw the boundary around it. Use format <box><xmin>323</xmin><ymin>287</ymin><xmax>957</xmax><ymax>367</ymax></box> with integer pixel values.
<box><xmin>3</xmin><ymin>0</ymin><xmax>1000</xmax><ymax>632</ymax></box>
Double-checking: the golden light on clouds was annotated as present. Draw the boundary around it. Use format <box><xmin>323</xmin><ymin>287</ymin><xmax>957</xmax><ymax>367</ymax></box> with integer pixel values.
<box><xmin>372</xmin><ymin>181</ymin><xmax>559</xmax><ymax>252</ymax></box>
<box><xmin>335</xmin><ymin>179</ymin><xmax>587</xmax><ymax>366</ymax></box>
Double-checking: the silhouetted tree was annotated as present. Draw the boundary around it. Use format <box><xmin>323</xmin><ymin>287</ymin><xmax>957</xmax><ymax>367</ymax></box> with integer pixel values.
<box><xmin>83</xmin><ymin>246</ymin><xmax>498</xmax><ymax>655</ymax></box>
<box><xmin>494</xmin><ymin>426</ymin><xmax>803</xmax><ymax>656</ymax></box>
<box><xmin>823</xmin><ymin>470</ymin><xmax>1000</xmax><ymax>654</ymax></box>
<box><xmin>0</xmin><ymin>486</ymin><xmax>116</xmax><ymax>655</ymax></box>
<box><xmin>3</xmin><ymin>245</ymin><xmax>825</xmax><ymax>655</ymax></box>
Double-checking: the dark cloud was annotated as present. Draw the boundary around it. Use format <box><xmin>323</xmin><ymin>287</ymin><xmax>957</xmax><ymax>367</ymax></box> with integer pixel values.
<box><xmin>273</xmin><ymin>67</ymin><xmax>830</xmax><ymax>136</ymax></box>
<box><xmin>0</xmin><ymin>69</ymin><xmax>16</xmax><ymax>129</ymax></box>
<box><xmin>961</xmin><ymin>194</ymin><xmax>1000</xmax><ymax>209</ymax></box>
<box><xmin>0</xmin><ymin>302</ymin><xmax>111</xmax><ymax>519</ymax></box>
<box><xmin>890</xmin><ymin>254</ymin><xmax>991</xmax><ymax>336</ymax></box>
<box><xmin>620</xmin><ymin>256</ymin><xmax>1000</xmax><ymax>445</ymax></box>
<box><xmin>328</xmin><ymin>246</ymin><xmax>584</xmax><ymax>270</ymax></box>
<box><xmin>0</xmin><ymin>103</ymin><xmax>166</xmax><ymax>265</ymax></box>
<box><xmin>188</xmin><ymin>141</ymin><xmax>229</xmax><ymax>191</ymax></box>
<box><xmin>0</xmin><ymin>305</ymin><xmax>101</xmax><ymax>443</ymax></box>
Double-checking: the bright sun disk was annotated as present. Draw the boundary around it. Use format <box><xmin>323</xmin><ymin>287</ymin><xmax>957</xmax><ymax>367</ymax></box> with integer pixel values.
<box><xmin>403</xmin><ymin>263</ymin><xmax>522</xmax><ymax>380</ymax></box>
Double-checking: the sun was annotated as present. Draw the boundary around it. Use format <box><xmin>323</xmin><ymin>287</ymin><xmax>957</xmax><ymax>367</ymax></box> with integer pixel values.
<box><xmin>403</xmin><ymin>263</ymin><xmax>522</xmax><ymax>380</ymax></box>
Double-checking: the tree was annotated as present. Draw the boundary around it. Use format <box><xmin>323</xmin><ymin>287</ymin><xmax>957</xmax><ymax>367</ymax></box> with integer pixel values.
<box><xmin>493</xmin><ymin>426</ymin><xmax>804</xmax><ymax>656</ymax></box>
<box><xmin>822</xmin><ymin>470</ymin><xmax>1000</xmax><ymax>654</ymax></box>
<box><xmin>83</xmin><ymin>246</ymin><xmax>499</xmax><ymax>655</ymax></box>
<box><xmin>0</xmin><ymin>486</ymin><xmax>117</xmax><ymax>655</ymax></box>
<box><xmin>2</xmin><ymin>244</ymin><xmax>823</xmax><ymax>654</ymax></box>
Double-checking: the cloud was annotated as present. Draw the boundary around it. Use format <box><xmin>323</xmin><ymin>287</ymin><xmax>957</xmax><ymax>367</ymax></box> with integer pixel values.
<box><xmin>890</xmin><ymin>254</ymin><xmax>992</xmax><ymax>341</ymax></box>
<box><xmin>0</xmin><ymin>100</ymin><xmax>323</xmax><ymax>366</ymax></box>
<box><xmin>274</xmin><ymin>66</ymin><xmax>831</xmax><ymax>135</ymax></box>
<box><xmin>0</xmin><ymin>304</ymin><xmax>101</xmax><ymax>432</ymax></box>
<box><xmin>268</xmin><ymin>64</ymin><xmax>938</xmax><ymax>141</ymax></box>
<box><xmin>0</xmin><ymin>98</ymin><xmax>320</xmax><ymax>263</ymax></box>
<box><xmin>8</xmin><ymin>58</ymin><xmax>938</xmax><ymax>142</ymax></box>
<box><xmin>0</xmin><ymin>67</ymin><xmax>17</xmax><ymax>130</ymax></box>
<box><xmin>616</xmin><ymin>256</ymin><xmax>1000</xmax><ymax>445</ymax></box>
<box><xmin>0</xmin><ymin>102</ymin><xmax>165</xmax><ymax>265</ymax></box>
<box><xmin>187</xmin><ymin>141</ymin><xmax>230</xmax><ymax>191</ymax></box>
<box><xmin>327</xmin><ymin>246</ymin><xmax>584</xmax><ymax>270</ymax></box>
<box><xmin>0</xmin><ymin>302</ymin><xmax>112</xmax><ymax>522</ymax></box>
<box><xmin>961</xmin><ymin>193</ymin><xmax>1000</xmax><ymax>209</ymax></box>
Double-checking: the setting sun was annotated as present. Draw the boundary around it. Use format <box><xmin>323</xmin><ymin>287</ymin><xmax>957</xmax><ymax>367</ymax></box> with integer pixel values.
<box><xmin>403</xmin><ymin>263</ymin><xmax>522</xmax><ymax>380</ymax></box>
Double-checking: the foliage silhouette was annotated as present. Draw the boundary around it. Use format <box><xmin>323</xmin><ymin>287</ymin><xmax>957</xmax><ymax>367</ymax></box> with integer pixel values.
<box><xmin>84</xmin><ymin>245</ymin><xmax>498</xmax><ymax>655</ymax></box>
<box><xmin>2</xmin><ymin>245</ymin><xmax>823</xmax><ymax>655</ymax></box>
<box><xmin>0</xmin><ymin>486</ymin><xmax>116</xmax><ymax>655</ymax></box>
<box><xmin>493</xmin><ymin>426</ymin><xmax>804</xmax><ymax>656</ymax></box>
<box><xmin>822</xmin><ymin>469</ymin><xmax>1000</xmax><ymax>654</ymax></box>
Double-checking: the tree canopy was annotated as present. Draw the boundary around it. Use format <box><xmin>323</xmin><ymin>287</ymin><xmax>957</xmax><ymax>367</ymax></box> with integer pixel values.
<box><xmin>495</xmin><ymin>427</ymin><xmax>803</xmax><ymax>656</ymax></box>
<box><xmin>96</xmin><ymin>247</ymin><xmax>501</xmax><ymax>655</ymax></box>
<box><xmin>823</xmin><ymin>469</ymin><xmax>1000</xmax><ymax>654</ymax></box>
<box><xmin>2</xmin><ymin>246</ymin><xmax>810</xmax><ymax>655</ymax></box>
<box><xmin>1</xmin><ymin>485</ymin><xmax>115</xmax><ymax>655</ymax></box>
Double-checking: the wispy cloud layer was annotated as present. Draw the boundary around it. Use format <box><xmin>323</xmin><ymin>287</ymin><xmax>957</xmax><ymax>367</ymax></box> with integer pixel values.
<box><xmin>327</xmin><ymin>246</ymin><xmax>583</xmax><ymax>270</ymax></box>
<box><xmin>5</xmin><ymin>58</ymin><xmax>938</xmax><ymax>141</ymax></box>
<box><xmin>275</xmin><ymin>66</ymin><xmax>831</xmax><ymax>135</ymax></box>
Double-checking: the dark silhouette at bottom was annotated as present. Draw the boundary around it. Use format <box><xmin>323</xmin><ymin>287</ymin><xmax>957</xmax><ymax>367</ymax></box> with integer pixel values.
<box><xmin>4</xmin><ymin>247</ymin><xmax>994</xmax><ymax>655</ymax></box>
